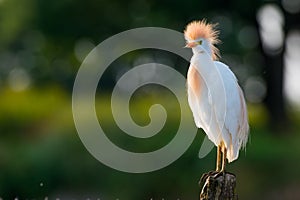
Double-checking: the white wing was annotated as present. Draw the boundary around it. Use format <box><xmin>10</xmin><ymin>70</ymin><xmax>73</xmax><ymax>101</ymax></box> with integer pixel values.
<box><xmin>214</xmin><ymin>61</ymin><xmax>249</xmax><ymax>162</ymax></box>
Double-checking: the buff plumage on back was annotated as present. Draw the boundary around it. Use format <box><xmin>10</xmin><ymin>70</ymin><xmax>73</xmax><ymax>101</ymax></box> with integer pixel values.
<box><xmin>184</xmin><ymin>20</ymin><xmax>220</xmax><ymax>60</ymax></box>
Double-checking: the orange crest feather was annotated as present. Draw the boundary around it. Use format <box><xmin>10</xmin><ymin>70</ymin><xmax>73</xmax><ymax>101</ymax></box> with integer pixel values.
<box><xmin>184</xmin><ymin>19</ymin><xmax>220</xmax><ymax>60</ymax></box>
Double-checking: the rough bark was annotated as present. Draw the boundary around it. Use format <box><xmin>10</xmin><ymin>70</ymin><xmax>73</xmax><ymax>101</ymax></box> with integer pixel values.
<box><xmin>199</xmin><ymin>171</ymin><xmax>237</xmax><ymax>200</ymax></box>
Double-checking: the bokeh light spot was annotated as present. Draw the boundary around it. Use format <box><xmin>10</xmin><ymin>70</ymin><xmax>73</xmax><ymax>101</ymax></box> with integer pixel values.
<box><xmin>257</xmin><ymin>4</ymin><xmax>285</xmax><ymax>55</ymax></box>
<box><xmin>8</xmin><ymin>68</ymin><xmax>31</xmax><ymax>91</ymax></box>
<box><xmin>284</xmin><ymin>30</ymin><xmax>300</xmax><ymax>107</ymax></box>
<box><xmin>282</xmin><ymin>0</ymin><xmax>300</xmax><ymax>14</ymax></box>
<box><xmin>244</xmin><ymin>76</ymin><xmax>267</xmax><ymax>103</ymax></box>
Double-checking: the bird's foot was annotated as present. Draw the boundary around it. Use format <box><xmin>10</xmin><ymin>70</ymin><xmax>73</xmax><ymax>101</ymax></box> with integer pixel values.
<box><xmin>199</xmin><ymin>170</ymin><xmax>233</xmax><ymax>187</ymax></box>
<box><xmin>214</xmin><ymin>170</ymin><xmax>226</xmax><ymax>178</ymax></box>
<box><xmin>199</xmin><ymin>170</ymin><xmax>222</xmax><ymax>188</ymax></box>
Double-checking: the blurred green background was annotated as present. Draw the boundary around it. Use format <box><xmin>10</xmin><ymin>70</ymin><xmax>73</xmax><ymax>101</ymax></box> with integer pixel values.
<box><xmin>1</xmin><ymin>0</ymin><xmax>300</xmax><ymax>199</ymax></box>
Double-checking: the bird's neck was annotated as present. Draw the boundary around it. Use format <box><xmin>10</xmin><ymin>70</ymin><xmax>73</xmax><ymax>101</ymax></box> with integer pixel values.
<box><xmin>192</xmin><ymin>40</ymin><xmax>213</xmax><ymax>58</ymax></box>
<box><xmin>190</xmin><ymin>45</ymin><xmax>214</xmax><ymax>75</ymax></box>
<box><xmin>192</xmin><ymin>47</ymin><xmax>201</xmax><ymax>55</ymax></box>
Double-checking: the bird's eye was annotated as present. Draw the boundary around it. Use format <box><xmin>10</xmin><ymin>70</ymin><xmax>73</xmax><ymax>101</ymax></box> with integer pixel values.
<box><xmin>197</xmin><ymin>40</ymin><xmax>203</xmax><ymax>45</ymax></box>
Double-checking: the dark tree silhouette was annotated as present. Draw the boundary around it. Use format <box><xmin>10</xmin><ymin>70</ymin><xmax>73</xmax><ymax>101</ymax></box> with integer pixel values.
<box><xmin>259</xmin><ymin>3</ymin><xmax>300</xmax><ymax>131</ymax></box>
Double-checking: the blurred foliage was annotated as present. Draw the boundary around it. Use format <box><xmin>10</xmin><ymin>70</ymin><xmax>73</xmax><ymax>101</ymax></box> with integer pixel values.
<box><xmin>0</xmin><ymin>0</ymin><xmax>300</xmax><ymax>199</ymax></box>
<box><xmin>0</xmin><ymin>0</ymin><xmax>266</xmax><ymax>90</ymax></box>
<box><xmin>0</xmin><ymin>87</ymin><xmax>70</xmax><ymax>134</ymax></box>
<box><xmin>0</xmin><ymin>90</ymin><xmax>299</xmax><ymax>199</ymax></box>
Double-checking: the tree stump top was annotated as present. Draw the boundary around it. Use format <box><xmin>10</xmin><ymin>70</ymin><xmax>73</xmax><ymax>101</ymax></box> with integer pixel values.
<box><xmin>199</xmin><ymin>171</ymin><xmax>237</xmax><ymax>200</ymax></box>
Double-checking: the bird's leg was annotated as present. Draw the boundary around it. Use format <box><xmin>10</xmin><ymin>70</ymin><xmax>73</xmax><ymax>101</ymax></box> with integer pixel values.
<box><xmin>216</xmin><ymin>145</ymin><xmax>222</xmax><ymax>172</ymax></box>
<box><xmin>221</xmin><ymin>144</ymin><xmax>227</xmax><ymax>172</ymax></box>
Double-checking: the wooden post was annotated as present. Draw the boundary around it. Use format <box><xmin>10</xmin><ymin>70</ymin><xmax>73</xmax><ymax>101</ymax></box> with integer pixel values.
<box><xmin>199</xmin><ymin>171</ymin><xmax>237</xmax><ymax>200</ymax></box>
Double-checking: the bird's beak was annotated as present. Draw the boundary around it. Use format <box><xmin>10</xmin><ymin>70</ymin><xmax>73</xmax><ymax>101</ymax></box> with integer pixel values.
<box><xmin>184</xmin><ymin>42</ymin><xmax>196</xmax><ymax>48</ymax></box>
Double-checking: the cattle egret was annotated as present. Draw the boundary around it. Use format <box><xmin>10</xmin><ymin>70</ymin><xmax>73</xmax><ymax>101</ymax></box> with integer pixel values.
<box><xmin>184</xmin><ymin>20</ymin><xmax>249</xmax><ymax>171</ymax></box>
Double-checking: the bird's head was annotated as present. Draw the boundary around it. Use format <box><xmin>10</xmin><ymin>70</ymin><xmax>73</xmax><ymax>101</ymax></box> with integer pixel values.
<box><xmin>184</xmin><ymin>19</ymin><xmax>220</xmax><ymax>60</ymax></box>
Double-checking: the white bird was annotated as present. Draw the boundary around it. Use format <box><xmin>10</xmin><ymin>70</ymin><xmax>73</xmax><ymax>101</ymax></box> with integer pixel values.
<box><xmin>184</xmin><ymin>20</ymin><xmax>249</xmax><ymax>172</ymax></box>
